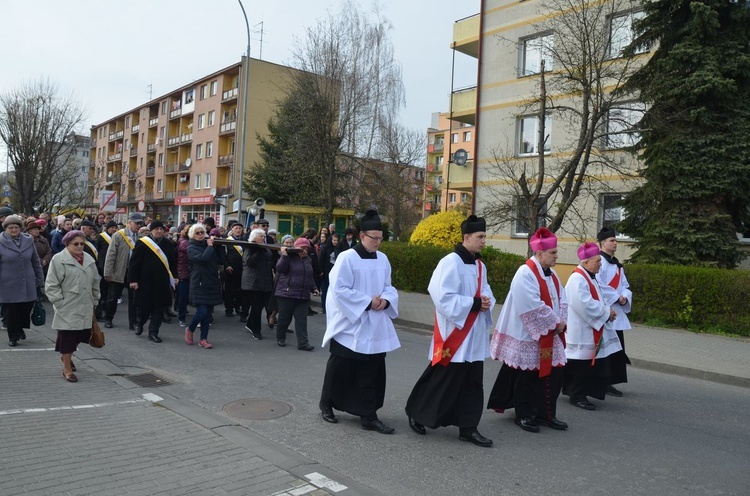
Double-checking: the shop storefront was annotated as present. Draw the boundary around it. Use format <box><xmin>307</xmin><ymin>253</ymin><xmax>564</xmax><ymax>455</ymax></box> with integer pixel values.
<box><xmin>175</xmin><ymin>194</ymin><xmax>223</xmax><ymax>227</ymax></box>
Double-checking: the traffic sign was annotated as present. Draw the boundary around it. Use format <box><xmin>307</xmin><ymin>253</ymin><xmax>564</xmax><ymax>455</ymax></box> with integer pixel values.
<box><xmin>100</xmin><ymin>190</ymin><xmax>117</xmax><ymax>212</ymax></box>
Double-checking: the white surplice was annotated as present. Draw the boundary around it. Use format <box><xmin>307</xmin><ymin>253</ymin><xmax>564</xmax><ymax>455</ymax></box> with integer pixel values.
<box><xmin>490</xmin><ymin>258</ymin><xmax>567</xmax><ymax>370</ymax></box>
<box><xmin>565</xmin><ymin>267</ymin><xmax>622</xmax><ymax>360</ymax></box>
<box><xmin>598</xmin><ymin>255</ymin><xmax>632</xmax><ymax>331</ymax></box>
<box><xmin>321</xmin><ymin>248</ymin><xmax>400</xmax><ymax>354</ymax></box>
<box><xmin>427</xmin><ymin>252</ymin><xmax>495</xmax><ymax>363</ymax></box>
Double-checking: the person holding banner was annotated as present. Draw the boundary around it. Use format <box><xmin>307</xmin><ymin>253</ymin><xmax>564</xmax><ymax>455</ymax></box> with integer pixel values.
<box><xmin>487</xmin><ymin>227</ymin><xmax>568</xmax><ymax>433</ymax></box>
<box><xmin>562</xmin><ymin>242</ymin><xmax>621</xmax><ymax>410</ymax></box>
<box><xmin>405</xmin><ymin>215</ymin><xmax>495</xmax><ymax>447</ymax></box>
<box><xmin>128</xmin><ymin>221</ymin><xmax>177</xmax><ymax>343</ymax></box>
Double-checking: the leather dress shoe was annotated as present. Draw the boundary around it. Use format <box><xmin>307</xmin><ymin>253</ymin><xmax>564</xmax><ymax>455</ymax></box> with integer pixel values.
<box><xmin>277</xmin><ymin>340</ymin><xmax>286</xmax><ymax>347</ymax></box>
<box><xmin>19</xmin><ymin>330</ymin><xmax>26</xmax><ymax>340</ymax></box>
<box><xmin>148</xmin><ymin>334</ymin><xmax>162</xmax><ymax>343</ymax></box>
<box><xmin>104</xmin><ymin>321</ymin><xmax>113</xmax><ymax>329</ymax></box>
<box><xmin>606</xmin><ymin>385</ymin><xmax>624</xmax><ymax>397</ymax></box>
<box><xmin>298</xmin><ymin>344</ymin><xmax>315</xmax><ymax>351</ymax></box>
<box><xmin>361</xmin><ymin>418</ymin><xmax>395</xmax><ymax>434</ymax></box>
<box><xmin>459</xmin><ymin>430</ymin><xmax>493</xmax><ymax>447</ymax></box>
<box><xmin>134</xmin><ymin>324</ymin><xmax>144</xmax><ymax>336</ymax></box>
<box><xmin>321</xmin><ymin>408</ymin><xmax>338</xmax><ymax>424</ymax></box>
<box><xmin>166</xmin><ymin>308</ymin><xmax>177</xmax><ymax>317</ymax></box>
<box><xmin>571</xmin><ymin>398</ymin><xmax>596</xmax><ymax>410</ymax></box>
<box><xmin>408</xmin><ymin>415</ymin><xmax>426</xmax><ymax>435</ymax></box>
<box><xmin>129</xmin><ymin>324</ymin><xmax>135</xmax><ymax>331</ymax></box>
<box><xmin>162</xmin><ymin>315</ymin><xmax>172</xmax><ymax>324</ymax></box>
<box><xmin>8</xmin><ymin>340</ymin><xmax>17</xmax><ymax>347</ymax></box>
<box><xmin>514</xmin><ymin>417</ymin><xmax>540</xmax><ymax>433</ymax></box>
<box><xmin>535</xmin><ymin>417</ymin><xmax>568</xmax><ymax>430</ymax></box>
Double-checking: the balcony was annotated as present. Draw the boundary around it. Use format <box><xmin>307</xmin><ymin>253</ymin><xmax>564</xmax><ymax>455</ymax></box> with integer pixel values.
<box><xmin>222</xmin><ymin>87</ymin><xmax>238</xmax><ymax>101</ymax></box>
<box><xmin>177</xmin><ymin>190</ymin><xmax>188</xmax><ymax>197</ymax></box>
<box><xmin>107</xmin><ymin>152</ymin><xmax>122</xmax><ymax>162</ymax></box>
<box><xmin>219</xmin><ymin>120</ymin><xmax>237</xmax><ymax>135</ymax></box>
<box><xmin>218</xmin><ymin>155</ymin><xmax>234</xmax><ymax>167</ymax></box>
<box><xmin>165</xmin><ymin>163</ymin><xmax>179</xmax><ymax>175</ymax></box>
<box><xmin>180</xmin><ymin>133</ymin><xmax>193</xmax><ymax>144</ymax></box>
<box><xmin>428</xmin><ymin>142</ymin><xmax>444</xmax><ymax>153</ymax></box>
<box><xmin>89</xmin><ymin>160</ymin><xmax>96</xmax><ymax>168</ymax></box>
<box><xmin>453</xmin><ymin>13</ymin><xmax>480</xmax><ymax>58</ymax></box>
<box><xmin>426</xmin><ymin>163</ymin><xmax>442</xmax><ymax>174</ymax></box>
<box><xmin>167</xmin><ymin>136</ymin><xmax>181</xmax><ymax>147</ymax></box>
<box><xmin>215</xmin><ymin>185</ymin><xmax>232</xmax><ymax>196</ymax></box>
<box><xmin>147</xmin><ymin>143</ymin><xmax>156</xmax><ymax>152</ymax></box>
<box><xmin>145</xmin><ymin>192</ymin><xmax>154</xmax><ymax>201</ymax></box>
<box><xmin>90</xmin><ymin>138</ymin><xmax>96</xmax><ymax>148</ymax></box>
<box><xmin>131</xmin><ymin>124</ymin><xmax>140</xmax><ymax>134</ymax></box>
<box><xmin>165</xmin><ymin>191</ymin><xmax>177</xmax><ymax>199</ymax></box>
<box><xmin>146</xmin><ymin>167</ymin><xmax>155</xmax><ymax>178</ymax></box>
<box><xmin>169</xmin><ymin>108</ymin><xmax>182</xmax><ymax>119</ymax></box>
<box><xmin>128</xmin><ymin>171</ymin><xmax>137</xmax><ymax>180</ymax></box>
<box><xmin>149</xmin><ymin>117</ymin><xmax>158</xmax><ymax>127</ymax></box>
<box><xmin>126</xmin><ymin>195</ymin><xmax>136</xmax><ymax>203</ymax></box>
<box><xmin>108</xmin><ymin>130</ymin><xmax>124</xmax><ymax>141</ymax></box>
<box><xmin>445</xmin><ymin>160</ymin><xmax>474</xmax><ymax>190</ymax></box>
<box><xmin>424</xmin><ymin>202</ymin><xmax>436</xmax><ymax>212</ymax></box>
<box><xmin>450</xmin><ymin>85</ymin><xmax>477</xmax><ymax>126</ymax></box>
<box><xmin>130</xmin><ymin>147</ymin><xmax>138</xmax><ymax>157</ymax></box>
<box><xmin>105</xmin><ymin>177</ymin><xmax>121</xmax><ymax>186</ymax></box>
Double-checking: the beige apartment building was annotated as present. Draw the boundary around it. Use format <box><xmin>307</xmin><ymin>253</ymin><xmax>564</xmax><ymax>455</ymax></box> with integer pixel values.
<box><xmin>449</xmin><ymin>1</ymin><xmax>649</xmax><ymax>267</ymax></box>
<box><xmin>89</xmin><ymin>58</ymin><xmax>300</xmax><ymax>227</ymax></box>
<box><xmin>424</xmin><ymin>112</ymin><xmax>474</xmax><ymax>217</ymax></box>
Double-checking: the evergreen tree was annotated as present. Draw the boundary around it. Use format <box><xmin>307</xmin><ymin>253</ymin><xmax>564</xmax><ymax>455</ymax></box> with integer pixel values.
<box><xmin>619</xmin><ymin>0</ymin><xmax>750</xmax><ymax>268</ymax></box>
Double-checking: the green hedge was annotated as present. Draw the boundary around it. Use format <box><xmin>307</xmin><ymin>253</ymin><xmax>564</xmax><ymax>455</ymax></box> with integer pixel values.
<box><xmin>626</xmin><ymin>264</ymin><xmax>750</xmax><ymax>336</ymax></box>
<box><xmin>379</xmin><ymin>243</ymin><xmax>526</xmax><ymax>301</ymax></box>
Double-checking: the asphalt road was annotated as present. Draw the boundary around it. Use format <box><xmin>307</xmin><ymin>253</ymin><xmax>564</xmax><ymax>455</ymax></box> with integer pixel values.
<box><xmin>97</xmin><ymin>309</ymin><xmax>750</xmax><ymax>496</ymax></box>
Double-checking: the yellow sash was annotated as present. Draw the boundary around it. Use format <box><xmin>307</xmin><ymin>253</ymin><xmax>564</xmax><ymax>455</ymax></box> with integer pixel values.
<box><xmin>118</xmin><ymin>229</ymin><xmax>135</xmax><ymax>250</ymax></box>
<box><xmin>140</xmin><ymin>236</ymin><xmax>175</xmax><ymax>289</ymax></box>
<box><xmin>99</xmin><ymin>232</ymin><xmax>112</xmax><ymax>245</ymax></box>
<box><xmin>227</xmin><ymin>236</ymin><xmax>243</xmax><ymax>255</ymax></box>
<box><xmin>84</xmin><ymin>240</ymin><xmax>98</xmax><ymax>260</ymax></box>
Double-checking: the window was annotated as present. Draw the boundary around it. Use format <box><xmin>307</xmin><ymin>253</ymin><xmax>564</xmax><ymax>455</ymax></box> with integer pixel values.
<box><xmin>605</xmin><ymin>102</ymin><xmax>645</xmax><ymax>148</ymax></box>
<box><xmin>141</xmin><ymin>132</ymin><xmax>144</xmax><ymax>143</ymax></box>
<box><xmin>521</xmin><ymin>33</ymin><xmax>554</xmax><ymax>76</ymax></box>
<box><xmin>451</xmin><ymin>133</ymin><xmax>458</xmax><ymax>144</ymax></box>
<box><xmin>204</xmin><ymin>173</ymin><xmax>211</xmax><ymax>189</ymax></box>
<box><xmin>160</xmin><ymin>126</ymin><xmax>165</xmax><ymax>139</ymax></box>
<box><xmin>124</xmin><ymin>139</ymin><xmax>129</xmax><ymax>150</ymax></box>
<box><xmin>207</xmin><ymin>110</ymin><xmax>215</xmax><ymax>126</ymax></box>
<box><xmin>184</xmin><ymin>89</ymin><xmax>194</xmax><ymax>105</ymax></box>
<box><xmin>461</xmin><ymin>193</ymin><xmax>470</xmax><ymax>203</ymax></box>
<box><xmin>437</xmin><ymin>156</ymin><xmax>444</xmax><ymax>165</ymax></box>
<box><xmin>200</xmin><ymin>84</ymin><xmax>207</xmax><ymax>100</ymax></box>
<box><xmin>463</xmin><ymin>131</ymin><xmax>471</xmax><ymax>142</ymax></box>
<box><xmin>157</xmin><ymin>179</ymin><xmax>163</xmax><ymax>193</ymax></box>
<box><xmin>600</xmin><ymin>194</ymin><xmax>626</xmax><ymax>235</ymax></box>
<box><xmin>205</xmin><ymin>141</ymin><xmax>213</xmax><ymax>158</ymax></box>
<box><xmin>518</xmin><ymin>115</ymin><xmax>552</xmax><ymax>156</ymax></box>
<box><xmin>194</xmin><ymin>174</ymin><xmax>201</xmax><ymax>190</ymax></box>
<box><xmin>449</xmin><ymin>193</ymin><xmax>456</xmax><ymax>203</ymax></box>
<box><xmin>196</xmin><ymin>143</ymin><xmax>203</xmax><ymax>159</ymax></box>
<box><xmin>210</xmin><ymin>80</ymin><xmax>218</xmax><ymax>96</ymax></box>
<box><xmin>514</xmin><ymin>196</ymin><xmax>548</xmax><ymax>236</ymax></box>
<box><xmin>609</xmin><ymin>11</ymin><xmax>647</xmax><ymax>58</ymax></box>
<box><xmin>158</xmin><ymin>153</ymin><xmax>164</xmax><ymax>166</ymax></box>
<box><xmin>161</xmin><ymin>101</ymin><xmax>167</xmax><ymax>115</ymax></box>
<box><xmin>125</xmin><ymin>116</ymin><xmax>130</xmax><ymax>128</ymax></box>
<box><xmin>197</xmin><ymin>114</ymin><xmax>205</xmax><ymax>130</ymax></box>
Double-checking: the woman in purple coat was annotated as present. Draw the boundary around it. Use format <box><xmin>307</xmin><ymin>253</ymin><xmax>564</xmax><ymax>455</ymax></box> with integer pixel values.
<box><xmin>275</xmin><ymin>237</ymin><xmax>319</xmax><ymax>351</ymax></box>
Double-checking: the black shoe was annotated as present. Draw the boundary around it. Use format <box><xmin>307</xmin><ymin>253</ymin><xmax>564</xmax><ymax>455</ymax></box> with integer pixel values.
<box><xmin>134</xmin><ymin>324</ymin><xmax>144</xmax><ymax>336</ymax></box>
<box><xmin>298</xmin><ymin>344</ymin><xmax>315</xmax><ymax>351</ymax></box>
<box><xmin>162</xmin><ymin>316</ymin><xmax>172</xmax><ymax>324</ymax></box>
<box><xmin>514</xmin><ymin>417</ymin><xmax>540</xmax><ymax>433</ymax></box>
<box><xmin>252</xmin><ymin>332</ymin><xmax>262</xmax><ymax>340</ymax></box>
<box><xmin>308</xmin><ymin>309</ymin><xmax>318</xmax><ymax>316</ymax></box>
<box><xmin>19</xmin><ymin>330</ymin><xmax>26</xmax><ymax>340</ymax></box>
<box><xmin>277</xmin><ymin>340</ymin><xmax>286</xmax><ymax>347</ymax></box>
<box><xmin>535</xmin><ymin>417</ymin><xmax>568</xmax><ymax>430</ymax></box>
<box><xmin>321</xmin><ymin>408</ymin><xmax>338</xmax><ymax>424</ymax></box>
<box><xmin>129</xmin><ymin>324</ymin><xmax>135</xmax><ymax>331</ymax></box>
<box><xmin>361</xmin><ymin>419</ymin><xmax>395</xmax><ymax>434</ymax></box>
<box><xmin>235</xmin><ymin>307</ymin><xmax>241</xmax><ymax>315</ymax></box>
<box><xmin>459</xmin><ymin>430</ymin><xmax>493</xmax><ymax>447</ymax></box>
<box><xmin>408</xmin><ymin>415</ymin><xmax>426</xmax><ymax>435</ymax></box>
<box><xmin>148</xmin><ymin>334</ymin><xmax>162</xmax><ymax>343</ymax></box>
<box><xmin>8</xmin><ymin>340</ymin><xmax>17</xmax><ymax>347</ymax></box>
<box><xmin>165</xmin><ymin>308</ymin><xmax>177</xmax><ymax>317</ymax></box>
<box><xmin>571</xmin><ymin>398</ymin><xmax>596</xmax><ymax>410</ymax></box>
<box><xmin>225</xmin><ymin>311</ymin><xmax>234</xmax><ymax>317</ymax></box>
<box><xmin>606</xmin><ymin>385</ymin><xmax>623</xmax><ymax>397</ymax></box>
<box><xmin>239</xmin><ymin>315</ymin><xmax>247</xmax><ymax>323</ymax></box>
<box><xmin>104</xmin><ymin>320</ymin><xmax>113</xmax><ymax>329</ymax></box>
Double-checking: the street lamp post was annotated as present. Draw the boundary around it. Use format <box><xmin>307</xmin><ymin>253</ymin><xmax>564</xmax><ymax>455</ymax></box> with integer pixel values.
<box><xmin>237</xmin><ymin>0</ymin><xmax>251</xmax><ymax>227</ymax></box>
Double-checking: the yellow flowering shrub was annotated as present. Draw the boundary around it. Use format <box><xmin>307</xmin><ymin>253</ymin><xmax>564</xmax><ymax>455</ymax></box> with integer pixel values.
<box><xmin>410</xmin><ymin>210</ymin><xmax>465</xmax><ymax>249</ymax></box>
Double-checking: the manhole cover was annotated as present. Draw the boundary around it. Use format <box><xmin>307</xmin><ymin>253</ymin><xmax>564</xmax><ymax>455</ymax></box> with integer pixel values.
<box><xmin>223</xmin><ymin>399</ymin><xmax>292</xmax><ymax>420</ymax></box>
<box><xmin>126</xmin><ymin>373</ymin><xmax>171</xmax><ymax>388</ymax></box>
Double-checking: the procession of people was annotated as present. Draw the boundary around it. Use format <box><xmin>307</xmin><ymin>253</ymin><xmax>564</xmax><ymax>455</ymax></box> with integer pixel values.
<box><xmin>6</xmin><ymin>206</ymin><xmax>636</xmax><ymax>446</ymax></box>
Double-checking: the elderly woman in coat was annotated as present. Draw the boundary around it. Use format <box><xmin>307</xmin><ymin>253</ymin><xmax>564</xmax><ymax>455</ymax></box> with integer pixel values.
<box><xmin>241</xmin><ymin>228</ymin><xmax>274</xmax><ymax>340</ymax></box>
<box><xmin>185</xmin><ymin>223</ymin><xmax>224</xmax><ymax>349</ymax></box>
<box><xmin>45</xmin><ymin>230</ymin><xmax>100</xmax><ymax>382</ymax></box>
<box><xmin>275</xmin><ymin>237</ymin><xmax>319</xmax><ymax>351</ymax></box>
<box><xmin>26</xmin><ymin>219</ymin><xmax>52</xmax><ymax>275</ymax></box>
<box><xmin>0</xmin><ymin>215</ymin><xmax>44</xmax><ymax>347</ymax></box>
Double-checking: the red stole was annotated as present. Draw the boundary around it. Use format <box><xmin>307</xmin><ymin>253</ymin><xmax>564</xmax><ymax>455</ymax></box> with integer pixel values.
<box><xmin>431</xmin><ymin>260</ymin><xmax>483</xmax><ymax>367</ymax></box>
<box><xmin>525</xmin><ymin>259</ymin><xmax>563</xmax><ymax>378</ymax></box>
<box><xmin>608</xmin><ymin>267</ymin><xmax>621</xmax><ymax>289</ymax></box>
<box><xmin>574</xmin><ymin>267</ymin><xmax>604</xmax><ymax>365</ymax></box>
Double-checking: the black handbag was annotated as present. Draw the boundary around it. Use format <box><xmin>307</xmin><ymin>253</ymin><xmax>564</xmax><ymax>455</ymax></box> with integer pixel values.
<box><xmin>31</xmin><ymin>298</ymin><xmax>46</xmax><ymax>326</ymax></box>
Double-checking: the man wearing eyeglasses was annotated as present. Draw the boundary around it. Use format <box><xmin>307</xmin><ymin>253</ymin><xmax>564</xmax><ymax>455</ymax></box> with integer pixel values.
<box><xmin>320</xmin><ymin>210</ymin><xmax>400</xmax><ymax>434</ymax></box>
<box><xmin>103</xmin><ymin>212</ymin><xmax>143</xmax><ymax>329</ymax></box>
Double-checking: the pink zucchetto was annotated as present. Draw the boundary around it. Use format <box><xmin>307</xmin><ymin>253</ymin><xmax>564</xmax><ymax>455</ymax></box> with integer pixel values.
<box><xmin>577</xmin><ymin>242</ymin><xmax>600</xmax><ymax>261</ymax></box>
<box><xmin>529</xmin><ymin>227</ymin><xmax>557</xmax><ymax>252</ymax></box>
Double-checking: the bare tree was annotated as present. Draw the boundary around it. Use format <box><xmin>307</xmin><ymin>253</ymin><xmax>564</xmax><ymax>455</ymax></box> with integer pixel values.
<box><xmin>479</xmin><ymin>0</ymin><xmax>643</xmax><ymax>250</ymax></box>
<box><xmin>0</xmin><ymin>79</ymin><xmax>86</xmax><ymax>213</ymax></box>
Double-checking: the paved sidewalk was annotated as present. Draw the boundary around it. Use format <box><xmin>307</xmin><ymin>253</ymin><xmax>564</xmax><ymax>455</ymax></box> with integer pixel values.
<box><xmin>391</xmin><ymin>291</ymin><xmax>750</xmax><ymax>388</ymax></box>
<box><xmin>0</xmin><ymin>325</ymin><xmax>377</xmax><ymax>496</ymax></box>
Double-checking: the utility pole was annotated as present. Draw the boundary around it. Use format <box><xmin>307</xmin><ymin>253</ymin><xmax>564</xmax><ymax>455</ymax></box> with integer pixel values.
<box><xmin>237</xmin><ymin>0</ymin><xmax>251</xmax><ymax>227</ymax></box>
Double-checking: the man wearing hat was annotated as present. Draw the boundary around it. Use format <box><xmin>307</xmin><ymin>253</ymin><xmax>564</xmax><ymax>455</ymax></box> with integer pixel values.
<box><xmin>80</xmin><ymin>220</ymin><xmax>99</xmax><ymax>262</ymax></box>
<box><xmin>256</xmin><ymin>218</ymin><xmax>274</xmax><ymax>244</ymax></box>
<box><xmin>95</xmin><ymin>221</ymin><xmax>119</xmax><ymax>321</ymax></box>
<box><xmin>319</xmin><ymin>210</ymin><xmax>400</xmax><ymax>434</ymax></box>
<box><xmin>223</xmin><ymin>220</ymin><xmax>245</xmax><ymax>318</ymax></box>
<box><xmin>562</xmin><ymin>241</ymin><xmax>621</xmax><ymax>410</ymax></box>
<box><xmin>128</xmin><ymin>220</ymin><xmax>177</xmax><ymax>342</ymax></box>
<box><xmin>597</xmin><ymin>227</ymin><xmax>632</xmax><ymax>397</ymax></box>
<box><xmin>405</xmin><ymin>214</ymin><xmax>496</xmax><ymax>447</ymax></box>
<box><xmin>103</xmin><ymin>212</ymin><xmax>144</xmax><ymax>329</ymax></box>
<box><xmin>0</xmin><ymin>206</ymin><xmax>14</xmax><ymax>234</ymax></box>
<box><xmin>487</xmin><ymin>227</ymin><xmax>569</xmax><ymax>433</ymax></box>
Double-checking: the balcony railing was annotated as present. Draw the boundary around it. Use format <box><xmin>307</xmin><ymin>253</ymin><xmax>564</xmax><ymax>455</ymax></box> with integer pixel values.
<box><xmin>218</xmin><ymin>155</ymin><xmax>234</xmax><ymax>167</ymax></box>
<box><xmin>147</xmin><ymin>143</ymin><xmax>156</xmax><ymax>152</ymax></box>
<box><xmin>428</xmin><ymin>142</ymin><xmax>444</xmax><ymax>153</ymax></box>
<box><xmin>126</xmin><ymin>195</ymin><xmax>136</xmax><ymax>202</ymax></box>
<box><xmin>222</xmin><ymin>87</ymin><xmax>238</xmax><ymax>101</ymax></box>
<box><xmin>219</xmin><ymin>120</ymin><xmax>237</xmax><ymax>134</ymax></box>
<box><xmin>169</xmin><ymin>108</ymin><xmax>182</xmax><ymax>119</ymax></box>
<box><xmin>146</xmin><ymin>167</ymin><xmax>155</xmax><ymax>177</ymax></box>
<box><xmin>149</xmin><ymin>117</ymin><xmax>158</xmax><ymax>127</ymax></box>
<box><xmin>108</xmin><ymin>130</ymin><xmax>124</xmax><ymax>141</ymax></box>
<box><xmin>179</xmin><ymin>162</ymin><xmax>191</xmax><ymax>172</ymax></box>
<box><xmin>180</xmin><ymin>133</ymin><xmax>193</xmax><ymax>143</ymax></box>
<box><xmin>130</xmin><ymin>147</ymin><xmax>138</xmax><ymax>157</ymax></box>
<box><xmin>216</xmin><ymin>185</ymin><xmax>232</xmax><ymax>196</ymax></box>
<box><xmin>165</xmin><ymin>163</ymin><xmax>179</xmax><ymax>174</ymax></box>
<box><xmin>107</xmin><ymin>153</ymin><xmax>122</xmax><ymax>162</ymax></box>
<box><xmin>89</xmin><ymin>160</ymin><xmax>96</xmax><ymax>168</ymax></box>
<box><xmin>177</xmin><ymin>190</ymin><xmax>188</xmax><ymax>197</ymax></box>
<box><xmin>165</xmin><ymin>191</ymin><xmax>177</xmax><ymax>199</ymax></box>
<box><xmin>90</xmin><ymin>138</ymin><xmax>97</xmax><ymax>148</ymax></box>
<box><xmin>167</xmin><ymin>137</ymin><xmax>181</xmax><ymax>147</ymax></box>
<box><xmin>131</xmin><ymin>124</ymin><xmax>140</xmax><ymax>134</ymax></box>
<box><xmin>145</xmin><ymin>192</ymin><xmax>154</xmax><ymax>201</ymax></box>
<box><xmin>128</xmin><ymin>172</ymin><xmax>137</xmax><ymax>180</ymax></box>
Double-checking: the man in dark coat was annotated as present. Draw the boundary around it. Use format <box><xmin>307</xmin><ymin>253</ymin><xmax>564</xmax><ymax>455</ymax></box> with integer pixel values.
<box><xmin>95</xmin><ymin>221</ymin><xmax>118</xmax><ymax>321</ymax></box>
<box><xmin>223</xmin><ymin>221</ymin><xmax>245</xmax><ymax>318</ymax></box>
<box><xmin>128</xmin><ymin>221</ymin><xmax>177</xmax><ymax>343</ymax></box>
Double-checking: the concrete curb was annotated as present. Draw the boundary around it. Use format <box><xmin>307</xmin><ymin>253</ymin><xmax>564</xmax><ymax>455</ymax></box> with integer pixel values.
<box><xmin>630</xmin><ymin>358</ymin><xmax>750</xmax><ymax>389</ymax></box>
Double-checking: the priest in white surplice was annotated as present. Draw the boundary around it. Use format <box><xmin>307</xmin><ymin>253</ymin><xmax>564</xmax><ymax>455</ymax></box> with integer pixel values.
<box><xmin>405</xmin><ymin>215</ymin><xmax>495</xmax><ymax>448</ymax></box>
<box><xmin>487</xmin><ymin>227</ymin><xmax>569</xmax><ymax>433</ymax></box>
<box><xmin>319</xmin><ymin>210</ymin><xmax>400</xmax><ymax>434</ymax></box>
<box><xmin>562</xmin><ymin>242</ymin><xmax>622</xmax><ymax>411</ymax></box>
<box><xmin>597</xmin><ymin>227</ymin><xmax>632</xmax><ymax>397</ymax></box>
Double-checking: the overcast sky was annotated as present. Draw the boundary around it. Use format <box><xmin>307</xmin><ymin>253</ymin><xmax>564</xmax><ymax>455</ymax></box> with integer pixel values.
<box><xmin>0</xmin><ymin>0</ymin><xmax>479</xmax><ymax>169</ymax></box>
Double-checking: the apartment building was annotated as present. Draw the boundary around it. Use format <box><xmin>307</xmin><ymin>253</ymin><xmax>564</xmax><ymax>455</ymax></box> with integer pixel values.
<box><xmin>451</xmin><ymin>1</ymin><xmax>647</xmax><ymax>265</ymax></box>
<box><xmin>424</xmin><ymin>112</ymin><xmax>474</xmax><ymax>217</ymax></box>
<box><xmin>89</xmin><ymin>58</ymin><xmax>299</xmax><ymax>226</ymax></box>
